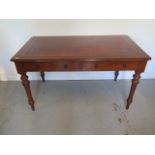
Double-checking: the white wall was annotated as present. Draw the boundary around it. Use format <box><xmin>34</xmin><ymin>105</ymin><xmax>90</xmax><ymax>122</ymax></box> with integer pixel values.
<box><xmin>0</xmin><ymin>19</ymin><xmax>155</xmax><ymax>81</ymax></box>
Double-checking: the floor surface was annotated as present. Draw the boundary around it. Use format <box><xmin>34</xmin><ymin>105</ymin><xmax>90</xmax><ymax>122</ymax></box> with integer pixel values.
<box><xmin>0</xmin><ymin>80</ymin><xmax>155</xmax><ymax>134</ymax></box>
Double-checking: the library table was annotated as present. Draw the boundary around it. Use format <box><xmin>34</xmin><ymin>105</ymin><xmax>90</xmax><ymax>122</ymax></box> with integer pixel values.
<box><xmin>11</xmin><ymin>35</ymin><xmax>151</xmax><ymax>111</ymax></box>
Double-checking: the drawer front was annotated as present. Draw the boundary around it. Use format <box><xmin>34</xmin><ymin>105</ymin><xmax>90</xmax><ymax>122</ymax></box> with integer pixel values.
<box><xmin>95</xmin><ymin>62</ymin><xmax>138</xmax><ymax>71</ymax></box>
<box><xmin>23</xmin><ymin>61</ymin><xmax>139</xmax><ymax>71</ymax></box>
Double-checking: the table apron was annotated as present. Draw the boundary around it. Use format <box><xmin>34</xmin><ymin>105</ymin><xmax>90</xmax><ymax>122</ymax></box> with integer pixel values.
<box><xmin>15</xmin><ymin>61</ymin><xmax>147</xmax><ymax>73</ymax></box>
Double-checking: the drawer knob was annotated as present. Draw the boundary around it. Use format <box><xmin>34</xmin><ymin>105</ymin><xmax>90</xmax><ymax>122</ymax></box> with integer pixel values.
<box><xmin>122</xmin><ymin>64</ymin><xmax>127</xmax><ymax>68</ymax></box>
<box><xmin>64</xmin><ymin>64</ymin><xmax>68</xmax><ymax>69</ymax></box>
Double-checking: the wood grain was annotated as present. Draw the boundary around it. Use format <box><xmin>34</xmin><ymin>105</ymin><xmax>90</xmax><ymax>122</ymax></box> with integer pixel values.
<box><xmin>11</xmin><ymin>35</ymin><xmax>151</xmax><ymax>62</ymax></box>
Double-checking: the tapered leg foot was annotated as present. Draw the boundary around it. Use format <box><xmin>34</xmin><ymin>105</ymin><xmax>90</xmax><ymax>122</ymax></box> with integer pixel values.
<box><xmin>126</xmin><ymin>72</ymin><xmax>141</xmax><ymax>109</ymax></box>
<box><xmin>40</xmin><ymin>72</ymin><xmax>45</xmax><ymax>82</ymax></box>
<box><xmin>20</xmin><ymin>73</ymin><xmax>35</xmax><ymax>111</ymax></box>
<box><xmin>126</xmin><ymin>98</ymin><xmax>132</xmax><ymax>109</ymax></box>
<box><xmin>30</xmin><ymin>103</ymin><xmax>35</xmax><ymax>111</ymax></box>
<box><xmin>114</xmin><ymin>71</ymin><xmax>119</xmax><ymax>81</ymax></box>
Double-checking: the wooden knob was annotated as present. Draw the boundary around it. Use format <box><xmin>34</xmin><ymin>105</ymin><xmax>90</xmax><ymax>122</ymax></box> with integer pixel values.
<box><xmin>122</xmin><ymin>64</ymin><xmax>126</xmax><ymax>68</ymax></box>
<box><xmin>64</xmin><ymin>64</ymin><xmax>68</xmax><ymax>69</ymax></box>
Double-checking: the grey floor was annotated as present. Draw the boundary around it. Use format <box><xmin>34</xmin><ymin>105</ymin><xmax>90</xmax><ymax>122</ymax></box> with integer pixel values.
<box><xmin>0</xmin><ymin>79</ymin><xmax>155</xmax><ymax>135</ymax></box>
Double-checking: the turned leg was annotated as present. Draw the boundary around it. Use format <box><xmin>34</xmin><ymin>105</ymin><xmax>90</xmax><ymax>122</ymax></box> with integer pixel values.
<box><xmin>40</xmin><ymin>72</ymin><xmax>45</xmax><ymax>82</ymax></box>
<box><xmin>114</xmin><ymin>71</ymin><xmax>119</xmax><ymax>81</ymax></box>
<box><xmin>126</xmin><ymin>72</ymin><xmax>141</xmax><ymax>109</ymax></box>
<box><xmin>20</xmin><ymin>73</ymin><xmax>35</xmax><ymax>111</ymax></box>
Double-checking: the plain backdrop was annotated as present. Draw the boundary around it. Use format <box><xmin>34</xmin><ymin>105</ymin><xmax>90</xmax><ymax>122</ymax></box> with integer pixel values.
<box><xmin>0</xmin><ymin>19</ymin><xmax>155</xmax><ymax>81</ymax></box>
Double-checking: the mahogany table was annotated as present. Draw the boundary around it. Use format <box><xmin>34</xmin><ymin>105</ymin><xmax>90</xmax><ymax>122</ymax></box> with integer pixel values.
<box><xmin>11</xmin><ymin>35</ymin><xmax>151</xmax><ymax>111</ymax></box>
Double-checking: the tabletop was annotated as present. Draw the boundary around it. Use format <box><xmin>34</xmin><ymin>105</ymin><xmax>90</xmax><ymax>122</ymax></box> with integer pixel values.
<box><xmin>11</xmin><ymin>35</ymin><xmax>151</xmax><ymax>62</ymax></box>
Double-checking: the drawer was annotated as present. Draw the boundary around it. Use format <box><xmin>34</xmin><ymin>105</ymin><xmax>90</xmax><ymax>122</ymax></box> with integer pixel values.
<box><xmin>45</xmin><ymin>62</ymin><xmax>95</xmax><ymax>71</ymax></box>
<box><xmin>95</xmin><ymin>62</ymin><xmax>138</xmax><ymax>71</ymax></box>
<box><xmin>43</xmin><ymin>62</ymin><xmax>93</xmax><ymax>71</ymax></box>
<box><xmin>23</xmin><ymin>62</ymin><xmax>57</xmax><ymax>71</ymax></box>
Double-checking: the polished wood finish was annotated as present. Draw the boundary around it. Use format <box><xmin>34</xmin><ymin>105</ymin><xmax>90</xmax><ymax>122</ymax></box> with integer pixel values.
<box><xmin>126</xmin><ymin>72</ymin><xmax>141</xmax><ymax>109</ymax></box>
<box><xmin>11</xmin><ymin>35</ymin><xmax>151</xmax><ymax>110</ymax></box>
<box><xmin>20</xmin><ymin>73</ymin><xmax>35</xmax><ymax>111</ymax></box>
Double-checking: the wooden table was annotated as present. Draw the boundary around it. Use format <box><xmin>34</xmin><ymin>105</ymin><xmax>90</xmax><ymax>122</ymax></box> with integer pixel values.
<box><xmin>11</xmin><ymin>35</ymin><xmax>151</xmax><ymax>111</ymax></box>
